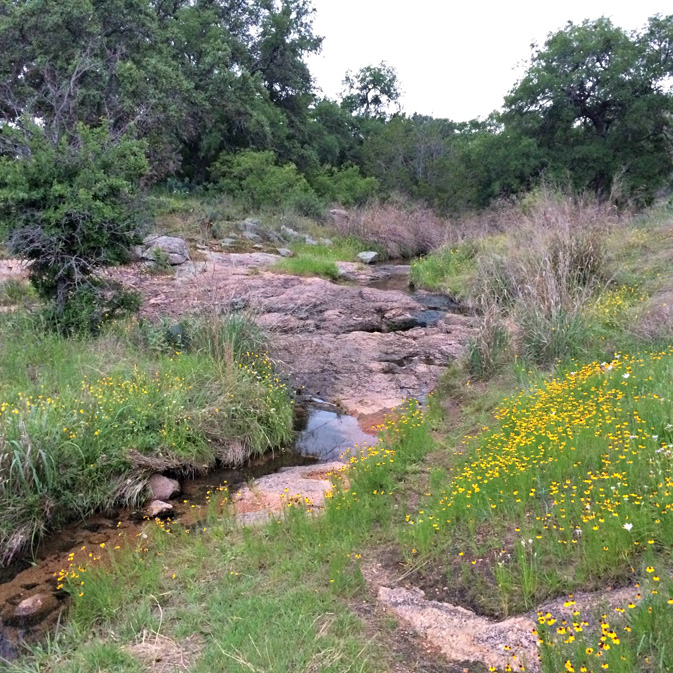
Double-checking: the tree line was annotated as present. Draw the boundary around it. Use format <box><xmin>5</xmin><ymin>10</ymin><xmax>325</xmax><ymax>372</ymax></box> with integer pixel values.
<box><xmin>1</xmin><ymin>1</ymin><xmax>673</xmax><ymax>329</ymax></box>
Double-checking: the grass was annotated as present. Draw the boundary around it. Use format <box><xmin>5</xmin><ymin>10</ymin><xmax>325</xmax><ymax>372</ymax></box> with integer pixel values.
<box><xmin>408</xmin><ymin>348</ymin><xmax>673</xmax><ymax>671</ymax></box>
<box><xmin>8</xmin><ymin>402</ymin><xmax>435</xmax><ymax>673</ymax></box>
<box><xmin>6</xmin><ymin>194</ymin><xmax>673</xmax><ymax>673</ymax></box>
<box><xmin>0</xmin><ymin>279</ymin><xmax>36</xmax><ymax>306</ymax></box>
<box><xmin>270</xmin><ymin>237</ymin><xmax>381</xmax><ymax>280</ymax></box>
<box><xmin>271</xmin><ymin>255</ymin><xmax>340</xmax><ymax>280</ymax></box>
<box><xmin>410</xmin><ymin>243</ymin><xmax>478</xmax><ymax>297</ymax></box>
<box><xmin>0</xmin><ymin>312</ymin><xmax>293</xmax><ymax>566</ymax></box>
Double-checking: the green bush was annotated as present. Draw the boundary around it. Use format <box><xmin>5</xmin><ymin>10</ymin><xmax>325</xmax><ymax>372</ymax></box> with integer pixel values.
<box><xmin>0</xmin><ymin>122</ymin><xmax>149</xmax><ymax>333</ymax></box>
<box><xmin>211</xmin><ymin>150</ymin><xmax>323</xmax><ymax>213</ymax></box>
<box><xmin>310</xmin><ymin>164</ymin><xmax>379</xmax><ymax>207</ymax></box>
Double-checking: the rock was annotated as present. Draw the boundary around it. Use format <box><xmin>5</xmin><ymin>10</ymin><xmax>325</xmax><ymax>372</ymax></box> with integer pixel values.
<box><xmin>120</xmin><ymin>254</ymin><xmax>476</xmax><ymax>418</ymax></box>
<box><xmin>148</xmin><ymin>474</ymin><xmax>181</xmax><ymax>501</ymax></box>
<box><xmin>237</xmin><ymin>218</ymin><xmax>261</xmax><ymax>233</ymax></box>
<box><xmin>267</xmin><ymin>231</ymin><xmax>284</xmax><ymax>244</ymax></box>
<box><xmin>4</xmin><ymin>593</ymin><xmax>60</xmax><ymax>627</ymax></box>
<box><xmin>377</xmin><ymin>586</ymin><xmax>538</xmax><ymax>672</ymax></box>
<box><xmin>147</xmin><ymin>500</ymin><xmax>174</xmax><ymax>519</ymax></box>
<box><xmin>220</xmin><ymin>237</ymin><xmax>237</xmax><ymax>247</ymax></box>
<box><xmin>233</xmin><ymin>462</ymin><xmax>348</xmax><ymax>517</ymax></box>
<box><xmin>253</xmin><ymin>244</ymin><xmax>264</xmax><ymax>250</ymax></box>
<box><xmin>329</xmin><ymin>208</ymin><xmax>350</xmax><ymax>221</ymax></box>
<box><xmin>242</xmin><ymin>231</ymin><xmax>263</xmax><ymax>243</ymax></box>
<box><xmin>357</xmin><ymin>251</ymin><xmax>379</xmax><ymax>265</ymax></box>
<box><xmin>304</xmin><ymin>235</ymin><xmax>318</xmax><ymax>246</ymax></box>
<box><xmin>140</xmin><ymin>236</ymin><xmax>190</xmax><ymax>265</ymax></box>
<box><xmin>280</xmin><ymin>225</ymin><xmax>301</xmax><ymax>240</ymax></box>
<box><xmin>277</xmin><ymin>248</ymin><xmax>293</xmax><ymax>258</ymax></box>
<box><xmin>320</xmin><ymin>238</ymin><xmax>333</xmax><ymax>247</ymax></box>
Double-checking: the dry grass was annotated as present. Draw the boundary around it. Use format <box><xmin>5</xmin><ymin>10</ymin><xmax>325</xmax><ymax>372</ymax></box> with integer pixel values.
<box><xmin>466</xmin><ymin>190</ymin><xmax>619</xmax><ymax>366</ymax></box>
<box><xmin>332</xmin><ymin>203</ymin><xmax>450</xmax><ymax>258</ymax></box>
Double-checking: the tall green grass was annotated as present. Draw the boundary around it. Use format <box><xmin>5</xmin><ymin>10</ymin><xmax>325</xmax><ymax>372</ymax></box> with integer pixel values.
<box><xmin>0</xmin><ymin>312</ymin><xmax>293</xmax><ymax>565</ymax></box>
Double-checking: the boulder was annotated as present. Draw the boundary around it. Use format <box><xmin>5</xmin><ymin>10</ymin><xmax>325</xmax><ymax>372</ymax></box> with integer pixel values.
<box><xmin>4</xmin><ymin>593</ymin><xmax>60</xmax><ymax>627</ymax></box>
<box><xmin>242</xmin><ymin>231</ymin><xmax>263</xmax><ymax>243</ymax></box>
<box><xmin>357</xmin><ymin>251</ymin><xmax>379</xmax><ymax>265</ymax></box>
<box><xmin>147</xmin><ymin>500</ymin><xmax>174</xmax><ymax>519</ymax></box>
<box><xmin>140</xmin><ymin>236</ymin><xmax>190</xmax><ymax>265</ymax></box>
<box><xmin>280</xmin><ymin>225</ymin><xmax>301</xmax><ymax>240</ymax></box>
<box><xmin>148</xmin><ymin>474</ymin><xmax>181</xmax><ymax>501</ymax></box>
<box><xmin>304</xmin><ymin>235</ymin><xmax>318</xmax><ymax>246</ymax></box>
<box><xmin>277</xmin><ymin>248</ymin><xmax>293</xmax><ymax>258</ymax></box>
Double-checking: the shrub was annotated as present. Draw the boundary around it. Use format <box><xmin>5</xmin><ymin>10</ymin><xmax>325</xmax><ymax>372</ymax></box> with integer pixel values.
<box><xmin>0</xmin><ymin>122</ymin><xmax>148</xmax><ymax>333</ymax></box>
<box><xmin>310</xmin><ymin>164</ymin><xmax>379</xmax><ymax>207</ymax></box>
<box><xmin>332</xmin><ymin>202</ymin><xmax>449</xmax><ymax>258</ymax></box>
<box><xmin>211</xmin><ymin>149</ymin><xmax>323</xmax><ymax>213</ymax></box>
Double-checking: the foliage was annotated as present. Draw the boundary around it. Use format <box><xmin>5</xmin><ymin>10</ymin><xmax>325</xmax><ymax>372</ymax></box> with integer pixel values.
<box><xmin>341</xmin><ymin>62</ymin><xmax>401</xmax><ymax>119</ymax></box>
<box><xmin>0</xmin><ymin>312</ymin><xmax>293</xmax><ymax>565</ymax></box>
<box><xmin>211</xmin><ymin>149</ymin><xmax>323</xmax><ymax>214</ymax></box>
<box><xmin>504</xmin><ymin>16</ymin><xmax>673</xmax><ymax>202</ymax></box>
<box><xmin>0</xmin><ymin>123</ymin><xmax>148</xmax><ymax>333</ymax></box>
<box><xmin>309</xmin><ymin>164</ymin><xmax>379</xmax><ymax>206</ymax></box>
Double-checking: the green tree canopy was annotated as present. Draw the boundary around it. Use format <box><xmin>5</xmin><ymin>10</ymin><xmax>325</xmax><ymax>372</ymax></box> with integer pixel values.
<box><xmin>504</xmin><ymin>15</ymin><xmax>673</xmax><ymax>201</ymax></box>
<box><xmin>341</xmin><ymin>62</ymin><xmax>401</xmax><ymax>119</ymax></box>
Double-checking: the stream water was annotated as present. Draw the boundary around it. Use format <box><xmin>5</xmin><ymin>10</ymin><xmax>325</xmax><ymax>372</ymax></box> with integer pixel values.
<box><xmin>0</xmin><ymin>263</ymin><xmax>460</xmax><ymax>662</ymax></box>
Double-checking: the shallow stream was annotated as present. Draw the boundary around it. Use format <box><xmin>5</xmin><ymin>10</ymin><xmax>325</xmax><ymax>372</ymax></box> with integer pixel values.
<box><xmin>0</xmin><ymin>261</ymin><xmax>461</xmax><ymax>661</ymax></box>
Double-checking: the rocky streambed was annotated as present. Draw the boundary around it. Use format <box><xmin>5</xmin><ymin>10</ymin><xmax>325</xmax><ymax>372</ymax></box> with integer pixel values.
<box><xmin>0</xmin><ymin>251</ymin><xmax>475</xmax><ymax>661</ymax></box>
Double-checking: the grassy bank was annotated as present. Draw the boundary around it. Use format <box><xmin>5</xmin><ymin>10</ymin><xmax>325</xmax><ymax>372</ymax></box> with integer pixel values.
<box><xmin>0</xmin><ymin>312</ymin><xmax>293</xmax><ymax>565</ymax></box>
<box><xmin>9</xmin><ymin>403</ymin><xmax>437</xmax><ymax>673</ymax></box>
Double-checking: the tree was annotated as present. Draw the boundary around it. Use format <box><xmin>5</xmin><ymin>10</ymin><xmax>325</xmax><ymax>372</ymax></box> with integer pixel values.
<box><xmin>0</xmin><ymin>122</ymin><xmax>148</xmax><ymax>332</ymax></box>
<box><xmin>0</xmin><ymin>0</ymin><xmax>190</xmax><ymax>178</ymax></box>
<box><xmin>504</xmin><ymin>16</ymin><xmax>673</xmax><ymax>201</ymax></box>
<box><xmin>341</xmin><ymin>62</ymin><xmax>401</xmax><ymax>119</ymax></box>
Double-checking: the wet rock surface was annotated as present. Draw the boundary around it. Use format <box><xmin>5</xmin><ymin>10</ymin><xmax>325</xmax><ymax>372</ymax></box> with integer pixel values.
<box><xmin>110</xmin><ymin>252</ymin><xmax>476</xmax><ymax>417</ymax></box>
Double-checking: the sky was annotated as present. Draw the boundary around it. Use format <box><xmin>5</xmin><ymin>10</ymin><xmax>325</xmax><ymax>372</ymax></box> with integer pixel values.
<box><xmin>306</xmin><ymin>1</ymin><xmax>672</xmax><ymax>122</ymax></box>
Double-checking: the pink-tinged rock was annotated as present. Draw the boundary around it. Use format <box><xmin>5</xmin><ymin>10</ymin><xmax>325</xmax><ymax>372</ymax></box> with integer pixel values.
<box><xmin>4</xmin><ymin>593</ymin><xmax>59</xmax><ymax>626</ymax></box>
<box><xmin>147</xmin><ymin>500</ymin><xmax>174</xmax><ymax>519</ymax></box>
<box><xmin>148</xmin><ymin>474</ymin><xmax>181</xmax><ymax>501</ymax></box>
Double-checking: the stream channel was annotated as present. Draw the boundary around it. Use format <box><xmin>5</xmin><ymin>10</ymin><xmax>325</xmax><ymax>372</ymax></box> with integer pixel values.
<box><xmin>0</xmin><ymin>263</ymin><xmax>462</xmax><ymax>662</ymax></box>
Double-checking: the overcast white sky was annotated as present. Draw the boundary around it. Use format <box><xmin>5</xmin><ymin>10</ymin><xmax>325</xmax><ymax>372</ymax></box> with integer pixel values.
<box><xmin>306</xmin><ymin>1</ymin><xmax>672</xmax><ymax>121</ymax></box>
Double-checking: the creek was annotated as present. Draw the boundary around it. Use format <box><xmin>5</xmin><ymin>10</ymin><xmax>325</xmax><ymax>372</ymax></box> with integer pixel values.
<box><xmin>0</xmin><ymin>260</ymin><xmax>463</xmax><ymax>661</ymax></box>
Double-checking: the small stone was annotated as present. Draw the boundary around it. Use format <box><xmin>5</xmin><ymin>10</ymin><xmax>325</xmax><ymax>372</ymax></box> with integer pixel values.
<box><xmin>357</xmin><ymin>251</ymin><xmax>379</xmax><ymax>265</ymax></box>
<box><xmin>277</xmin><ymin>248</ymin><xmax>293</xmax><ymax>258</ymax></box>
<box><xmin>4</xmin><ymin>594</ymin><xmax>60</xmax><ymax>626</ymax></box>
<box><xmin>304</xmin><ymin>235</ymin><xmax>318</xmax><ymax>246</ymax></box>
<box><xmin>147</xmin><ymin>500</ymin><xmax>174</xmax><ymax>519</ymax></box>
<box><xmin>88</xmin><ymin>533</ymin><xmax>108</xmax><ymax>545</ymax></box>
<box><xmin>220</xmin><ymin>238</ymin><xmax>236</xmax><ymax>247</ymax></box>
<box><xmin>253</xmin><ymin>244</ymin><xmax>264</xmax><ymax>250</ymax></box>
<box><xmin>148</xmin><ymin>474</ymin><xmax>181</xmax><ymax>501</ymax></box>
<box><xmin>320</xmin><ymin>238</ymin><xmax>333</xmax><ymax>247</ymax></box>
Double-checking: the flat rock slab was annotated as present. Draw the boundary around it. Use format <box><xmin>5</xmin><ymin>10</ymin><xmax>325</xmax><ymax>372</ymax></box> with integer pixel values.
<box><xmin>378</xmin><ymin>585</ymin><xmax>539</xmax><ymax>672</ymax></box>
<box><xmin>232</xmin><ymin>461</ymin><xmax>348</xmax><ymax>517</ymax></box>
<box><xmin>109</xmin><ymin>253</ymin><xmax>476</xmax><ymax>416</ymax></box>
